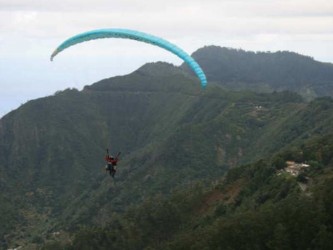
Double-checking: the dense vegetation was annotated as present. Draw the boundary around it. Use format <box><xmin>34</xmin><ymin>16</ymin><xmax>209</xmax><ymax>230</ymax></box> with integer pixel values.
<box><xmin>46</xmin><ymin>134</ymin><xmax>333</xmax><ymax>249</ymax></box>
<box><xmin>1</xmin><ymin>47</ymin><xmax>333</xmax><ymax>249</ymax></box>
<box><xmin>187</xmin><ymin>46</ymin><xmax>333</xmax><ymax>100</ymax></box>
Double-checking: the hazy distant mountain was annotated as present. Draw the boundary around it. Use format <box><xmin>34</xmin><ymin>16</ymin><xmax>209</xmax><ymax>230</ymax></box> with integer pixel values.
<box><xmin>185</xmin><ymin>46</ymin><xmax>333</xmax><ymax>100</ymax></box>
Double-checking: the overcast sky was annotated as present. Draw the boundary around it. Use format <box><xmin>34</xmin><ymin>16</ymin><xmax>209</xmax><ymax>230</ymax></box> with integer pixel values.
<box><xmin>1</xmin><ymin>0</ymin><xmax>332</xmax><ymax>118</ymax></box>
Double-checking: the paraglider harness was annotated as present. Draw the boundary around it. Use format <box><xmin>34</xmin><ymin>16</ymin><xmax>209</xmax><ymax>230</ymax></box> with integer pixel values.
<box><xmin>105</xmin><ymin>149</ymin><xmax>121</xmax><ymax>178</ymax></box>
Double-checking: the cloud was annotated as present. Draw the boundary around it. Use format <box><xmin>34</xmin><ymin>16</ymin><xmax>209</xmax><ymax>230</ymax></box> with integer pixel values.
<box><xmin>1</xmin><ymin>0</ymin><xmax>331</xmax><ymax>38</ymax></box>
<box><xmin>1</xmin><ymin>0</ymin><xmax>331</xmax><ymax>13</ymax></box>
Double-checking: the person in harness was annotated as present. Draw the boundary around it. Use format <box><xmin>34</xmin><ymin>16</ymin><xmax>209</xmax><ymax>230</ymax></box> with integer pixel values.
<box><xmin>105</xmin><ymin>149</ymin><xmax>121</xmax><ymax>178</ymax></box>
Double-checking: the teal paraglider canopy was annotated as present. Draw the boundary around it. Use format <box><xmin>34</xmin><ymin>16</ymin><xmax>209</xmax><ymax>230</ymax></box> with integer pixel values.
<box><xmin>50</xmin><ymin>28</ymin><xmax>207</xmax><ymax>88</ymax></box>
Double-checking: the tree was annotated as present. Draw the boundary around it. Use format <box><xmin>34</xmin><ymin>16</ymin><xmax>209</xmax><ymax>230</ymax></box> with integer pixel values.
<box><xmin>267</xmin><ymin>223</ymin><xmax>291</xmax><ymax>250</ymax></box>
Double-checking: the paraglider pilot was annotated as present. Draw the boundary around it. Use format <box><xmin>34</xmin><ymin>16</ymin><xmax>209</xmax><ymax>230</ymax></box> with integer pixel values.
<box><xmin>105</xmin><ymin>149</ymin><xmax>120</xmax><ymax>178</ymax></box>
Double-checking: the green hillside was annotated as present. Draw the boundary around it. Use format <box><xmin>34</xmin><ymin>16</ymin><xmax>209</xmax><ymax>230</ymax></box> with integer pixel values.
<box><xmin>1</xmin><ymin>60</ymin><xmax>333</xmax><ymax>249</ymax></box>
<box><xmin>187</xmin><ymin>46</ymin><xmax>333</xmax><ymax>100</ymax></box>
<box><xmin>48</xmin><ymin>133</ymin><xmax>333</xmax><ymax>250</ymax></box>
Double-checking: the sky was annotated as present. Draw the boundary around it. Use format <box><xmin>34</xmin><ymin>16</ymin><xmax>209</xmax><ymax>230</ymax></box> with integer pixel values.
<box><xmin>1</xmin><ymin>0</ymin><xmax>333</xmax><ymax>118</ymax></box>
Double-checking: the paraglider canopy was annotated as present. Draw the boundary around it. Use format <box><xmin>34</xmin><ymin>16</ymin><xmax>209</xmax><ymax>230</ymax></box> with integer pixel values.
<box><xmin>50</xmin><ymin>28</ymin><xmax>207</xmax><ymax>88</ymax></box>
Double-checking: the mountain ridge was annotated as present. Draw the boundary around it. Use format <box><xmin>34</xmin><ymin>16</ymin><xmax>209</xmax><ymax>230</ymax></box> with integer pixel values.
<box><xmin>186</xmin><ymin>46</ymin><xmax>333</xmax><ymax>100</ymax></box>
<box><xmin>1</xmin><ymin>46</ymin><xmax>333</xmax><ymax>248</ymax></box>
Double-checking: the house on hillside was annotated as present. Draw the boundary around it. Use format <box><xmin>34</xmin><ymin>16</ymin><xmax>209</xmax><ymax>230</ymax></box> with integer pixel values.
<box><xmin>284</xmin><ymin>161</ymin><xmax>310</xmax><ymax>176</ymax></box>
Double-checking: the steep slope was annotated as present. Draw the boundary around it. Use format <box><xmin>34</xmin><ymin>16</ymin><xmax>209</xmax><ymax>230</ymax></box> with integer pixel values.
<box><xmin>1</xmin><ymin>62</ymin><xmax>333</xmax><ymax>248</ymax></box>
<box><xmin>58</xmin><ymin>133</ymin><xmax>333</xmax><ymax>250</ymax></box>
